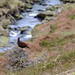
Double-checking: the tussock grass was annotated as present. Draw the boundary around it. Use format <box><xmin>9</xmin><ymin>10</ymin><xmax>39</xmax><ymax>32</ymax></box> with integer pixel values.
<box><xmin>57</xmin><ymin>50</ymin><xmax>75</xmax><ymax>63</ymax></box>
<box><xmin>0</xmin><ymin>52</ymin><xmax>5</xmax><ymax>56</ymax></box>
<box><xmin>40</xmin><ymin>37</ymin><xmax>68</xmax><ymax>47</ymax></box>
<box><xmin>39</xmin><ymin>28</ymin><xmax>75</xmax><ymax>74</ymax></box>
<box><xmin>45</xmin><ymin>61</ymin><xmax>58</xmax><ymax>69</ymax></box>
<box><xmin>50</xmin><ymin>24</ymin><xmax>57</xmax><ymax>34</ymax></box>
<box><xmin>68</xmin><ymin>13</ymin><xmax>75</xmax><ymax>20</ymax></box>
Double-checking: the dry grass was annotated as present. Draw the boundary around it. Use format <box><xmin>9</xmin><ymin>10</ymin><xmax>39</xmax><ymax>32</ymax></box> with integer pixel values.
<box><xmin>2</xmin><ymin>4</ymin><xmax>75</xmax><ymax>75</ymax></box>
<box><xmin>0</xmin><ymin>52</ymin><xmax>6</xmax><ymax>74</ymax></box>
<box><xmin>25</xmin><ymin>9</ymin><xmax>75</xmax><ymax>75</ymax></box>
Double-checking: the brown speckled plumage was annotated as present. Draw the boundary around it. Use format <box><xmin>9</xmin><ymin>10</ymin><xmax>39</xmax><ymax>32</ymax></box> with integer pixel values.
<box><xmin>17</xmin><ymin>37</ymin><xmax>29</xmax><ymax>48</ymax></box>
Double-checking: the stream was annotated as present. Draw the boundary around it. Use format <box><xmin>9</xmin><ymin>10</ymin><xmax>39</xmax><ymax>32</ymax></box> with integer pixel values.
<box><xmin>0</xmin><ymin>0</ymin><xmax>62</xmax><ymax>52</ymax></box>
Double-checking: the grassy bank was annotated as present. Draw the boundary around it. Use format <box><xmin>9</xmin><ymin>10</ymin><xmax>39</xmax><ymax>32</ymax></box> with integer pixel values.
<box><xmin>61</xmin><ymin>0</ymin><xmax>75</xmax><ymax>3</ymax></box>
<box><xmin>2</xmin><ymin>2</ymin><xmax>75</xmax><ymax>75</ymax></box>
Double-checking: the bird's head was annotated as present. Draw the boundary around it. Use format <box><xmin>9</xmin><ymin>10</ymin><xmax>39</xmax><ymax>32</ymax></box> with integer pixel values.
<box><xmin>18</xmin><ymin>37</ymin><xmax>20</xmax><ymax>41</ymax></box>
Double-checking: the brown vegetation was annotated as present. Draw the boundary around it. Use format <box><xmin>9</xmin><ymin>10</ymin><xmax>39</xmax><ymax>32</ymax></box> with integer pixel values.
<box><xmin>0</xmin><ymin>55</ymin><xmax>6</xmax><ymax>74</ymax></box>
<box><xmin>1</xmin><ymin>3</ymin><xmax>75</xmax><ymax>75</ymax></box>
<box><xmin>22</xmin><ymin>8</ymin><xmax>75</xmax><ymax>74</ymax></box>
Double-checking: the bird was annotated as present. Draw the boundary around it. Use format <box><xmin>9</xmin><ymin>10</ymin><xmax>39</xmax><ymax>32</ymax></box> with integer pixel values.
<box><xmin>17</xmin><ymin>37</ymin><xmax>29</xmax><ymax>48</ymax></box>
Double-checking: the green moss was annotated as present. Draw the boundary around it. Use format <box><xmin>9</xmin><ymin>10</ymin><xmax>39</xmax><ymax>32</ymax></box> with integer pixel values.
<box><xmin>0</xmin><ymin>36</ymin><xmax>10</xmax><ymax>47</ymax></box>
<box><xmin>15</xmin><ymin>14</ymin><xmax>23</xmax><ymax>20</ymax></box>
<box><xmin>25</xmin><ymin>4</ymin><xmax>32</xmax><ymax>9</ymax></box>
<box><xmin>35</xmin><ymin>24</ymin><xmax>41</xmax><ymax>27</ymax></box>
<box><xmin>31</xmin><ymin>24</ymin><xmax>41</xmax><ymax>36</ymax></box>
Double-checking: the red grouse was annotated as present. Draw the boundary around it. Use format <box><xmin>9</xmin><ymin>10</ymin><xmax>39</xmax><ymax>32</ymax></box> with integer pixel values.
<box><xmin>17</xmin><ymin>37</ymin><xmax>29</xmax><ymax>48</ymax></box>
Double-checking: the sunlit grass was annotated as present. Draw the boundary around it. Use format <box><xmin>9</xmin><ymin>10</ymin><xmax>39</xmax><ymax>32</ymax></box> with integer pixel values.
<box><xmin>68</xmin><ymin>14</ymin><xmax>75</xmax><ymax>20</ymax></box>
<box><xmin>57</xmin><ymin>50</ymin><xmax>75</xmax><ymax>63</ymax></box>
<box><xmin>0</xmin><ymin>36</ymin><xmax>10</xmax><ymax>47</ymax></box>
<box><xmin>50</xmin><ymin>24</ymin><xmax>57</xmax><ymax>34</ymax></box>
<box><xmin>40</xmin><ymin>37</ymin><xmax>68</xmax><ymax>48</ymax></box>
<box><xmin>0</xmin><ymin>52</ymin><xmax>5</xmax><ymax>56</ymax></box>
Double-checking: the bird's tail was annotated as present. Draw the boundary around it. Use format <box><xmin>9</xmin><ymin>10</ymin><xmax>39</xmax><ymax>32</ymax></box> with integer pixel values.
<box><xmin>27</xmin><ymin>45</ymin><xmax>30</xmax><ymax>48</ymax></box>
